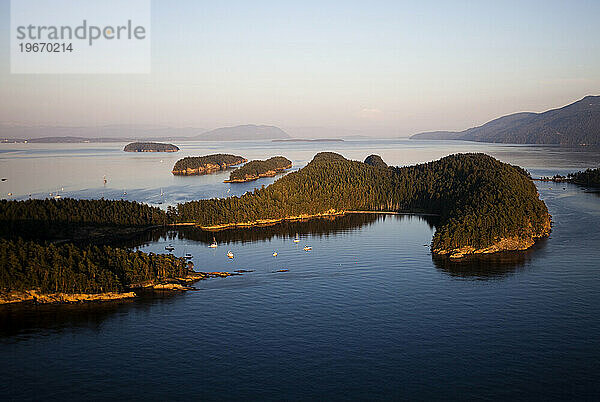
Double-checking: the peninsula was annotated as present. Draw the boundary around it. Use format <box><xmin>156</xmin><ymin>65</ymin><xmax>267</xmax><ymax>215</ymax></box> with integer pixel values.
<box><xmin>171</xmin><ymin>154</ymin><xmax>247</xmax><ymax>176</ymax></box>
<box><xmin>124</xmin><ymin>142</ymin><xmax>179</xmax><ymax>152</ymax></box>
<box><xmin>224</xmin><ymin>156</ymin><xmax>292</xmax><ymax>183</ymax></box>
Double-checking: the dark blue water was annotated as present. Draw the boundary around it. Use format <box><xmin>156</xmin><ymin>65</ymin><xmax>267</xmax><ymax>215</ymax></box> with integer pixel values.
<box><xmin>1</xmin><ymin>141</ymin><xmax>600</xmax><ymax>400</ymax></box>
<box><xmin>1</xmin><ymin>181</ymin><xmax>600</xmax><ymax>400</ymax></box>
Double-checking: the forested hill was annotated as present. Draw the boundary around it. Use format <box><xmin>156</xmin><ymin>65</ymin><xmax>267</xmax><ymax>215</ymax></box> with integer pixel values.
<box><xmin>410</xmin><ymin>95</ymin><xmax>600</xmax><ymax>145</ymax></box>
<box><xmin>175</xmin><ymin>152</ymin><xmax>550</xmax><ymax>255</ymax></box>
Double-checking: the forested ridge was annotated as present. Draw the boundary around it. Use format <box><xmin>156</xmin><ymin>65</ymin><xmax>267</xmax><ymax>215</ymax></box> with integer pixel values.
<box><xmin>174</xmin><ymin>152</ymin><xmax>550</xmax><ymax>252</ymax></box>
<box><xmin>0</xmin><ymin>238</ymin><xmax>186</xmax><ymax>294</ymax></box>
<box><xmin>227</xmin><ymin>156</ymin><xmax>292</xmax><ymax>181</ymax></box>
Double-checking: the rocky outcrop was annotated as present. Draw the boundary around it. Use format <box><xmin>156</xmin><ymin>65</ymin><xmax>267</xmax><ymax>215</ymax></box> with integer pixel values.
<box><xmin>0</xmin><ymin>290</ymin><xmax>136</xmax><ymax>304</ymax></box>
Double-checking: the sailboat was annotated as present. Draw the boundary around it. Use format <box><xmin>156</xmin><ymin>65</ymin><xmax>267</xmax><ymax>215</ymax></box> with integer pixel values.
<box><xmin>293</xmin><ymin>234</ymin><xmax>300</xmax><ymax>243</ymax></box>
<box><xmin>158</xmin><ymin>188</ymin><xmax>164</xmax><ymax>204</ymax></box>
<box><xmin>209</xmin><ymin>237</ymin><xmax>218</xmax><ymax>248</ymax></box>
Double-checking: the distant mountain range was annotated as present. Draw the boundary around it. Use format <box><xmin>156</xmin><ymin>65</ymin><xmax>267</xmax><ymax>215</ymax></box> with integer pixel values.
<box><xmin>411</xmin><ymin>95</ymin><xmax>600</xmax><ymax>145</ymax></box>
<box><xmin>0</xmin><ymin>124</ymin><xmax>290</xmax><ymax>143</ymax></box>
<box><xmin>192</xmin><ymin>125</ymin><xmax>290</xmax><ymax>141</ymax></box>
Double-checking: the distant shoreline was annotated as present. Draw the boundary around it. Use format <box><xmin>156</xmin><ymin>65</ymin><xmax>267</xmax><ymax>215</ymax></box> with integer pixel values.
<box><xmin>272</xmin><ymin>138</ymin><xmax>344</xmax><ymax>142</ymax></box>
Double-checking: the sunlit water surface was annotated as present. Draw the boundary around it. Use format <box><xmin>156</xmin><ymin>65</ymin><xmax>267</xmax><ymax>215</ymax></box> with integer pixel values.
<box><xmin>1</xmin><ymin>140</ymin><xmax>599</xmax><ymax>400</ymax></box>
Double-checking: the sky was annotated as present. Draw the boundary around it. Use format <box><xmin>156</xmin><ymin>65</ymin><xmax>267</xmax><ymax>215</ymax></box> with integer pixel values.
<box><xmin>1</xmin><ymin>0</ymin><xmax>600</xmax><ymax>137</ymax></box>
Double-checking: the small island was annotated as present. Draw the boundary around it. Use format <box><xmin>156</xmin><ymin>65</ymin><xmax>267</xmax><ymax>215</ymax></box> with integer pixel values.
<box><xmin>171</xmin><ymin>154</ymin><xmax>247</xmax><ymax>176</ymax></box>
<box><xmin>124</xmin><ymin>142</ymin><xmax>179</xmax><ymax>152</ymax></box>
<box><xmin>224</xmin><ymin>156</ymin><xmax>292</xmax><ymax>183</ymax></box>
<box><xmin>539</xmin><ymin>168</ymin><xmax>600</xmax><ymax>189</ymax></box>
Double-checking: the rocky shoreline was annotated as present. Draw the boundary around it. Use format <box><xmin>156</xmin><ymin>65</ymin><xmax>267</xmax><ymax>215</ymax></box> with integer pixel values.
<box><xmin>0</xmin><ymin>271</ymin><xmax>236</xmax><ymax>305</ymax></box>
<box><xmin>433</xmin><ymin>214</ymin><xmax>552</xmax><ymax>259</ymax></box>
<box><xmin>188</xmin><ymin>209</ymin><xmax>346</xmax><ymax>231</ymax></box>
<box><xmin>223</xmin><ymin>163</ymin><xmax>292</xmax><ymax>183</ymax></box>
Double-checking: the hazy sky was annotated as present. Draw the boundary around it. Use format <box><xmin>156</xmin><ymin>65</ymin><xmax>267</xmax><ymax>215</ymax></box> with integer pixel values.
<box><xmin>1</xmin><ymin>0</ymin><xmax>600</xmax><ymax>136</ymax></box>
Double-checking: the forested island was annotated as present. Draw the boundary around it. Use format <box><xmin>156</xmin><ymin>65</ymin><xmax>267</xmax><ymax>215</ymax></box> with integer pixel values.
<box><xmin>174</xmin><ymin>152</ymin><xmax>550</xmax><ymax>258</ymax></box>
<box><xmin>225</xmin><ymin>156</ymin><xmax>292</xmax><ymax>183</ymax></box>
<box><xmin>0</xmin><ymin>152</ymin><xmax>552</xmax><ymax>302</ymax></box>
<box><xmin>123</xmin><ymin>142</ymin><xmax>179</xmax><ymax>152</ymax></box>
<box><xmin>539</xmin><ymin>167</ymin><xmax>600</xmax><ymax>189</ymax></box>
<box><xmin>172</xmin><ymin>154</ymin><xmax>247</xmax><ymax>176</ymax></box>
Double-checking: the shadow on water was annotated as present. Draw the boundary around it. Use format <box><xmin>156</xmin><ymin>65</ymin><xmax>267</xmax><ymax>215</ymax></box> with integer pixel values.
<box><xmin>432</xmin><ymin>236</ymin><xmax>548</xmax><ymax>280</ymax></box>
<box><xmin>0</xmin><ymin>292</ymin><xmax>184</xmax><ymax>341</ymax></box>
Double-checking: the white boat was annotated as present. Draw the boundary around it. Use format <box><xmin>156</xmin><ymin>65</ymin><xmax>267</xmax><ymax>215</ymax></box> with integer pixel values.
<box><xmin>303</xmin><ymin>246</ymin><xmax>312</xmax><ymax>251</ymax></box>
<box><xmin>184</xmin><ymin>253</ymin><xmax>193</xmax><ymax>259</ymax></box>
<box><xmin>165</xmin><ymin>244</ymin><xmax>175</xmax><ymax>251</ymax></box>
<box><xmin>272</xmin><ymin>252</ymin><xmax>278</xmax><ymax>257</ymax></box>
<box><xmin>227</xmin><ymin>251</ymin><xmax>234</xmax><ymax>259</ymax></box>
<box><xmin>209</xmin><ymin>237</ymin><xmax>218</xmax><ymax>248</ymax></box>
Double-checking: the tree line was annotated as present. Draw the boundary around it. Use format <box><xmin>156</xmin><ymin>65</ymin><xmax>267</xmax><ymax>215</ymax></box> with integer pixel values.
<box><xmin>0</xmin><ymin>238</ymin><xmax>187</xmax><ymax>294</ymax></box>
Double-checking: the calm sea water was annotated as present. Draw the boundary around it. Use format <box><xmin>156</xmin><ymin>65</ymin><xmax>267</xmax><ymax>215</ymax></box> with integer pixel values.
<box><xmin>1</xmin><ymin>140</ymin><xmax>599</xmax><ymax>400</ymax></box>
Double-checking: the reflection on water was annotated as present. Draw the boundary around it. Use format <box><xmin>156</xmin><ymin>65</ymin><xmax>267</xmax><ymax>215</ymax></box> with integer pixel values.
<box><xmin>125</xmin><ymin>213</ymin><xmax>437</xmax><ymax>248</ymax></box>
<box><xmin>432</xmin><ymin>237</ymin><xmax>548</xmax><ymax>279</ymax></box>
<box><xmin>2</xmin><ymin>141</ymin><xmax>599</xmax><ymax>400</ymax></box>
